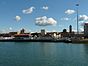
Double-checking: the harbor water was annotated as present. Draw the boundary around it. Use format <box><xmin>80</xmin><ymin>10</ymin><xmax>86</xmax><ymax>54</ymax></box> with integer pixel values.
<box><xmin>0</xmin><ymin>42</ymin><xmax>88</xmax><ymax>66</ymax></box>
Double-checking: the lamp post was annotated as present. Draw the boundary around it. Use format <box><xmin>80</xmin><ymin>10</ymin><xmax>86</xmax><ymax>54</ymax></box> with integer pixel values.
<box><xmin>76</xmin><ymin>4</ymin><xmax>79</xmax><ymax>34</ymax></box>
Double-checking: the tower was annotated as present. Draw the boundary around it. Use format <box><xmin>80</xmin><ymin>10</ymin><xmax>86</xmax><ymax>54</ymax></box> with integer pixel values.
<box><xmin>69</xmin><ymin>25</ymin><xmax>72</xmax><ymax>33</ymax></box>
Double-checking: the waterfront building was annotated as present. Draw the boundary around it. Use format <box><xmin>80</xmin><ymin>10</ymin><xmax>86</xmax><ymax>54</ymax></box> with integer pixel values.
<box><xmin>31</xmin><ymin>32</ymin><xmax>39</xmax><ymax>37</ymax></box>
<box><xmin>14</xmin><ymin>34</ymin><xmax>32</xmax><ymax>39</ymax></box>
<box><xmin>61</xmin><ymin>29</ymin><xmax>68</xmax><ymax>37</ymax></box>
<box><xmin>61</xmin><ymin>32</ymin><xmax>69</xmax><ymax>38</ymax></box>
<box><xmin>84</xmin><ymin>23</ymin><xmax>88</xmax><ymax>38</ymax></box>
<box><xmin>60</xmin><ymin>28</ymin><xmax>75</xmax><ymax>38</ymax></box>
<box><xmin>41</xmin><ymin>29</ymin><xmax>46</xmax><ymax>36</ymax></box>
<box><xmin>0</xmin><ymin>33</ymin><xmax>11</xmax><ymax>37</ymax></box>
<box><xmin>9</xmin><ymin>32</ymin><xmax>18</xmax><ymax>36</ymax></box>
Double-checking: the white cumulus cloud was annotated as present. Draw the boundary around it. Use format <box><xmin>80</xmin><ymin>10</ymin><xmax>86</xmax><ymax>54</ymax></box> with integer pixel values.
<box><xmin>61</xmin><ymin>17</ymin><xmax>70</xmax><ymax>21</ymax></box>
<box><xmin>85</xmin><ymin>22</ymin><xmax>88</xmax><ymax>23</ymax></box>
<box><xmin>22</xmin><ymin>6</ymin><xmax>35</xmax><ymax>14</ymax></box>
<box><xmin>15</xmin><ymin>16</ymin><xmax>21</xmax><ymax>22</ymax></box>
<box><xmin>42</xmin><ymin>6</ymin><xmax>48</xmax><ymax>10</ymax></box>
<box><xmin>35</xmin><ymin>16</ymin><xmax>57</xmax><ymax>26</ymax></box>
<box><xmin>79</xmin><ymin>15</ymin><xmax>88</xmax><ymax>21</ymax></box>
<box><xmin>81</xmin><ymin>21</ymin><xmax>88</xmax><ymax>26</ymax></box>
<box><xmin>65</xmin><ymin>9</ymin><xmax>75</xmax><ymax>15</ymax></box>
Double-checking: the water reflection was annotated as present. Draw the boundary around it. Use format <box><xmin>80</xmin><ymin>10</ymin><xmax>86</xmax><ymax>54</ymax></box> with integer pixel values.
<box><xmin>37</xmin><ymin>43</ymin><xmax>88</xmax><ymax>66</ymax></box>
<box><xmin>83</xmin><ymin>44</ymin><xmax>88</xmax><ymax>54</ymax></box>
<box><xmin>36</xmin><ymin>43</ymin><xmax>58</xmax><ymax>66</ymax></box>
<box><xmin>0</xmin><ymin>42</ymin><xmax>88</xmax><ymax>66</ymax></box>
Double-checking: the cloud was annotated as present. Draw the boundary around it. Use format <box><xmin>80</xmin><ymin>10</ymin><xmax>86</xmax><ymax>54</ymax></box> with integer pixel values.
<box><xmin>73</xmin><ymin>29</ymin><xmax>77</xmax><ymax>32</ymax></box>
<box><xmin>15</xmin><ymin>16</ymin><xmax>21</xmax><ymax>22</ymax></box>
<box><xmin>61</xmin><ymin>17</ymin><xmax>71</xmax><ymax>21</ymax></box>
<box><xmin>80</xmin><ymin>21</ymin><xmax>88</xmax><ymax>26</ymax></box>
<box><xmin>65</xmin><ymin>9</ymin><xmax>75</xmax><ymax>15</ymax></box>
<box><xmin>80</xmin><ymin>28</ymin><xmax>84</xmax><ymax>31</ymax></box>
<box><xmin>79</xmin><ymin>15</ymin><xmax>88</xmax><ymax>21</ymax></box>
<box><xmin>35</xmin><ymin>16</ymin><xmax>57</xmax><ymax>26</ymax></box>
<box><xmin>52</xmin><ymin>30</ymin><xmax>56</xmax><ymax>32</ymax></box>
<box><xmin>42</xmin><ymin>6</ymin><xmax>48</xmax><ymax>10</ymax></box>
<box><xmin>9</xmin><ymin>27</ymin><xmax>12</xmax><ymax>30</ymax></box>
<box><xmin>85</xmin><ymin>22</ymin><xmax>88</xmax><ymax>23</ymax></box>
<box><xmin>22</xmin><ymin>6</ymin><xmax>35</xmax><ymax>14</ymax></box>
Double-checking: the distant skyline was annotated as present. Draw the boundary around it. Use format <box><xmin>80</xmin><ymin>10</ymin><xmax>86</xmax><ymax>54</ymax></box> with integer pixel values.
<box><xmin>0</xmin><ymin>0</ymin><xmax>88</xmax><ymax>33</ymax></box>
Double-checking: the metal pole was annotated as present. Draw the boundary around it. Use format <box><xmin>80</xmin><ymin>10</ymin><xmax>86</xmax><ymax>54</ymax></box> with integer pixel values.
<box><xmin>76</xmin><ymin>4</ymin><xmax>79</xmax><ymax>34</ymax></box>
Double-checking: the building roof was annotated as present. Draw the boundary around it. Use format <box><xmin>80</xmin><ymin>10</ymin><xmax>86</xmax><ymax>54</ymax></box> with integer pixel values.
<box><xmin>14</xmin><ymin>34</ymin><xmax>31</xmax><ymax>37</ymax></box>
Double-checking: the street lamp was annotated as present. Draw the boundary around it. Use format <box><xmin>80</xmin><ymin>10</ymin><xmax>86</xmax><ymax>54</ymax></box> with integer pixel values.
<box><xmin>76</xmin><ymin>4</ymin><xmax>79</xmax><ymax>34</ymax></box>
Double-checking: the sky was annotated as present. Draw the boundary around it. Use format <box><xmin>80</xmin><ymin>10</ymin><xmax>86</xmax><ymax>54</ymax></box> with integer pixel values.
<box><xmin>0</xmin><ymin>0</ymin><xmax>88</xmax><ymax>33</ymax></box>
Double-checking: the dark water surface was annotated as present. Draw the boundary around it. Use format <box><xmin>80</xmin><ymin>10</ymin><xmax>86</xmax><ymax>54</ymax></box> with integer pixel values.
<box><xmin>0</xmin><ymin>42</ymin><xmax>88</xmax><ymax>66</ymax></box>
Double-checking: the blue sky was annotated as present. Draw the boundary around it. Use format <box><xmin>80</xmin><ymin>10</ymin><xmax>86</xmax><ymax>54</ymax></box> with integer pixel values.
<box><xmin>0</xmin><ymin>0</ymin><xmax>88</xmax><ymax>33</ymax></box>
